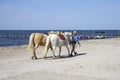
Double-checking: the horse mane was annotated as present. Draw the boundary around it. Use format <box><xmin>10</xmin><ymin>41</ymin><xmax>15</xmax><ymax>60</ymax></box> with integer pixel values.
<box><xmin>47</xmin><ymin>31</ymin><xmax>64</xmax><ymax>36</ymax></box>
<box><xmin>47</xmin><ymin>31</ymin><xmax>57</xmax><ymax>35</ymax></box>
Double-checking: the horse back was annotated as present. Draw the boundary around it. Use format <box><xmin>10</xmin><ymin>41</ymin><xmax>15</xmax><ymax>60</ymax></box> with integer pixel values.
<box><xmin>49</xmin><ymin>34</ymin><xmax>68</xmax><ymax>47</ymax></box>
<box><xmin>34</xmin><ymin>33</ymin><xmax>47</xmax><ymax>46</ymax></box>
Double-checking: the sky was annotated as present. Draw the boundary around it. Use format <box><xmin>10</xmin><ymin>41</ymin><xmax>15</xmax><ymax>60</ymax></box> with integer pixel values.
<box><xmin>0</xmin><ymin>0</ymin><xmax>120</xmax><ymax>30</ymax></box>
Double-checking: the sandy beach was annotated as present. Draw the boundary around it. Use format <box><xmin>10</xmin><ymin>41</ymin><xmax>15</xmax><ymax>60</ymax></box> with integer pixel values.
<box><xmin>0</xmin><ymin>38</ymin><xmax>120</xmax><ymax>80</ymax></box>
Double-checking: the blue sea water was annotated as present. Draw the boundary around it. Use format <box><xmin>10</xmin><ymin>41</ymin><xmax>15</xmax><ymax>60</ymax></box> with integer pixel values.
<box><xmin>0</xmin><ymin>30</ymin><xmax>119</xmax><ymax>46</ymax></box>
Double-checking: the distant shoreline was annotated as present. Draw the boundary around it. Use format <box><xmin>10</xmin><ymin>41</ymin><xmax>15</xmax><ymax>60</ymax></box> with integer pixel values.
<box><xmin>0</xmin><ymin>37</ymin><xmax>119</xmax><ymax>47</ymax></box>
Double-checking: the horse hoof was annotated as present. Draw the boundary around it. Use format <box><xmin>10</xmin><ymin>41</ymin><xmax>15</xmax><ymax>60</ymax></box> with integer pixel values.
<box><xmin>68</xmin><ymin>54</ymin><xmax>73</xmax><ymax>57</ymax></box>
<box><xmin>74</xmin><ymin>52</ymin><xmax>77</xmax><ymax>55</ymax></box>
<box><xmin>43</xmin><ymin>57</ymin><xmax>47</xmax><ymax>59</ymax></box>
<box><xmin>71</xmin><ymin>54</ymin><xmax>73</xmax><ymax>56</ymax></box>
<box><xmin>31</xmin><ymin>56</ymin><xmax>34</xmax><ymax>60</ymax></box>
<box><xmin>31</xmin><ymin>56</ymin><xmax>38</xmax><ymax>60</ymax></box>
<box><xmin>52</xmin><ymin>56</ymin><xmax>56</xmax><ymax>59</ymax></box>
<box><xmin>35</xmin><ymin>57</ymin><xmax>38</xmax><ymax>59</ymax></box>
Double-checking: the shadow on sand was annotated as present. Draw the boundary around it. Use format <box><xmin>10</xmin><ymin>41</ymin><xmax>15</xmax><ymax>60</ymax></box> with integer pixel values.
<box><xmin>58</xmin><ymin>53</ymin><xmax>87</xmax><ymax>59</ymax></box>
<box><xmin>37</xmin><ymin>53</ymin><xmax>87</xmax><ymax>60</ymax></box>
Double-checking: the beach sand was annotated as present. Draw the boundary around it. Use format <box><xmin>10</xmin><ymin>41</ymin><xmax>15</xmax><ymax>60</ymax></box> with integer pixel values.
<box><xmin>0</xmin><ymin>38</ymin><xmax>120</xmax><ymax>80</ymax></box>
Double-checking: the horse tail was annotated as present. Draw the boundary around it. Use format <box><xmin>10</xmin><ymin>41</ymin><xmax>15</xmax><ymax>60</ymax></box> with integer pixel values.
<box><xmin>28</xmin><ymin>33</ymin><xmax>35</xmax><ymax>50</ymax></box>
<box><xmin>43</xmin><ymin>35</ymin><xmax>51</xmax><ymax>57</ymax></box>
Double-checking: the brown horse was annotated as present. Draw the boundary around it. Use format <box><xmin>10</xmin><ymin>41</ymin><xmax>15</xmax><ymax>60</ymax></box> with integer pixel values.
<box><xmin>28</xmin><ymin>33</ymin><xmax>51</xmax><ymax>59</ymax></box>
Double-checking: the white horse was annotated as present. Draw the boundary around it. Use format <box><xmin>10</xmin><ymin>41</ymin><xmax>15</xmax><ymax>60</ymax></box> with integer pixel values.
<box><xmin>43</xmin><ymin>33</ymin><xmax>71</xmax><ymax>58</ymax></box>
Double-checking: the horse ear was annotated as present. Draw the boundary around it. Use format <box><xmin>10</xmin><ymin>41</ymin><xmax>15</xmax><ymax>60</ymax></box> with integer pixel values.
<box><xmin>45</xmin><ymin>33</ymin><xmax>49</xmax><ymax>36</ymax></box>
<box><xmin>44</xmin><ymin>33</ymin><xmax>49</xmax><ymax>36</ymax></box>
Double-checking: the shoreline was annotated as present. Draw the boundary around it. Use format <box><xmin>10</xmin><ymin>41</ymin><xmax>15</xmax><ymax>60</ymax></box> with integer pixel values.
<box><xmin>0</xmin><ymin>37</ymin><xmax>119</xmax><ymax>47</ymax></box>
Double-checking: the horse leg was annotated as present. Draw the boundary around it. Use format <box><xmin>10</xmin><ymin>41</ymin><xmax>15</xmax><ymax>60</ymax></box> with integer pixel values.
<box><xmin>65</xmin><ymin>45</ymin><xmax>71</xmax><ymax>57</ymax></box>
<box><xmin>32</xmin><ymin>44</ymin><xmax>39</xmax><ymax>60</ymax></box>
<box><xmin>58</xmin><ymin>47</ymin><xmax>61</xmax><ymax>57</ymax></box>
<box><xmin>51</xmin><ymin>46</ymin><xmax>56</xmax><ymax>58</ymax></box>
<box><xmin>43</xmin><ymin>46</ymin><xmax>49</xmax><ymax>59</ymax></box>
<box><xmin>32</xmin><ymin>49</ymin><xmax>37</xmax><ymax>59</ymax></box>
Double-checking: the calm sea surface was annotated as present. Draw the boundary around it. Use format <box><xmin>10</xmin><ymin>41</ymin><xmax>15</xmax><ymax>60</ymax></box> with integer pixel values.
<box><xmin>0</xmin><ymin>30</ymin><xmax>119</xmax><ymax>46</ymax></box>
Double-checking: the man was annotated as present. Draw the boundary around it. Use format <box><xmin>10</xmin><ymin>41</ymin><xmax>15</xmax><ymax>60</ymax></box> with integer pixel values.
<box><xmin>71</xmin><ymin>31</ymin><xmax>80</xmax><ymax>56</ymax></box>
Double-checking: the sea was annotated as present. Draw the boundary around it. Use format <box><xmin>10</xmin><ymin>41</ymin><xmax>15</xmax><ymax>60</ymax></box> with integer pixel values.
<box><xmin>0</xmin><ymin>30</ymin><xmax>119</xmax><ymax>46</ymax></box>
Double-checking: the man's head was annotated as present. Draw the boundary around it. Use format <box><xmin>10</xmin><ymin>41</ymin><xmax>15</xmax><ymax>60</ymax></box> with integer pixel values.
<box><xmin>73</xmin><ymin>31</ymin><xmax>77</xmax><ymax>35</ymax></box>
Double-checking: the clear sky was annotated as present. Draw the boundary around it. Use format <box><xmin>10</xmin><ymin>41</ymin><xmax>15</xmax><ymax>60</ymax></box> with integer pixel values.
<box><xmin>0</xmin><ymin>0</ymin><xmax>120</xmax><ymax>30</ymax></box>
